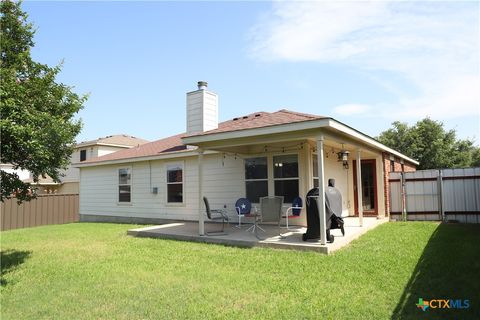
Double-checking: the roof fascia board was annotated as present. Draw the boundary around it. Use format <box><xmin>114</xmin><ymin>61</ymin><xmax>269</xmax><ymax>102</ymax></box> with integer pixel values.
<box><xmin>74</xmin><ymin>150</ymin><xmax>218</xmax><ymax>168</ymax></box>
<box><xmin>94</xmin><ymin>143</ymin><xmax>135</xmax><ymax>148</ymax></box>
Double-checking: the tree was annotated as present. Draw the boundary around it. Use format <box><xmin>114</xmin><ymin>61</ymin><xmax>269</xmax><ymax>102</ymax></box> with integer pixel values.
<box><xmin>1</xmin><ymin>0</ymin><xmax>87</xmax><ymax>202</ymax></box>
<box><xmin>472</xmin><ymin>148</ymin><xmax>480</xmax><ymax>167</ymax></box>
<box><xmin>377</xmin><ymin>118</ymin><xmax>479</xmax><ymax>170</ymax></box>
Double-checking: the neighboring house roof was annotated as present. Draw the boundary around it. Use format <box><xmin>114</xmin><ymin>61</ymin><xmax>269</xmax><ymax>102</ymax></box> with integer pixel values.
<box><xmin>78</xmin><ymin>109</ymin><xmax>418</xmax><ymax>166</ymax></box>
<box><xmin>76</xmin><ymin>134</ymin><xmax>149</xmax><ymax>148</ymax></box>
<box><xmin>81</xmin><ymin>133</ymin><xmax>188</xmax><ymax>164</ymax></box>
<box><xmin>23</xmin><ymin>175</ymin><xmax>59</xmax><ymax>185</ymax></box>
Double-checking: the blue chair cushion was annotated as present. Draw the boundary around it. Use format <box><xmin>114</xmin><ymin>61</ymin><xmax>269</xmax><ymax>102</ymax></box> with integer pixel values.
<box><xmin>235</xmin><ymin>198</ymin><xmax>251</xmax><ymax>215</ymax></box>
<box><xmin>292</xmin><ymin>197</ymin><xmax>302</xmax><ymax>216</ymax></box>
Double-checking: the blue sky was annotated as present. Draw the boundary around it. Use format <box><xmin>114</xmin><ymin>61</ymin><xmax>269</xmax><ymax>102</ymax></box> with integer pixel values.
<box><xmin>24</xmin><ymin>1</ymin><xmax>479</xmax><ymax>145</ymax></box>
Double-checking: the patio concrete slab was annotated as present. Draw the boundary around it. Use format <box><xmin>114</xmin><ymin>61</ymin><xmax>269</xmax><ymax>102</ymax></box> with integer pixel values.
<box><xmin>127</xmin><ymin>217</ymin><xmax>388</xmax><ymax>254</ymax></box>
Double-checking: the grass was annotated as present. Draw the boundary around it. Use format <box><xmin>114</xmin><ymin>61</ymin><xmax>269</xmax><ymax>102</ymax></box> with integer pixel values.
<box><xmin>1</xmin><ymin>222</ymin><xmax>479</xmax><ymax>319</ymax></box>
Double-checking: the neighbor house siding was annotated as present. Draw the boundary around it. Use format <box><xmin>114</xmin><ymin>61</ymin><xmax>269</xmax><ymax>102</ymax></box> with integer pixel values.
<box><xmin>58</xmin><ymin>182</ymin><xmax>79</xmax><ymax>194</ymax></box>
<box><xmin>97</xmin><ymin>145</ymin><xmax>129</xmax><ymax>157</ymax></box>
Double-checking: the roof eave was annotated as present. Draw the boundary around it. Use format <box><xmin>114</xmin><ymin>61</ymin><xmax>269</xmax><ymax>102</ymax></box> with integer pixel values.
<box><xmin>74</xmin><ymin>149</ymin><xmax>217</xmax><ymax>168</ymax></box>
<box><xmin>75</xmin><ymin>142</ymin><xmax>139</xmax><ymax>149</ymax></box>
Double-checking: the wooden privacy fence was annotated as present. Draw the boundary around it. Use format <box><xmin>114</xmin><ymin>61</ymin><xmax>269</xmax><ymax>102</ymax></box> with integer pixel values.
<box><xmin>1</xmin><ymin>194</ymin><xmax>79</xmax><ymax>231</ymax></box>
<box><xmin>389</xmin><ymin>168</ymin><xmax>480</xmax><ymax>223</ymax></box>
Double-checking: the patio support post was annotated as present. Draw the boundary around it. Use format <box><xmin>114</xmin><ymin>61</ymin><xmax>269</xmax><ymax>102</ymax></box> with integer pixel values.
<box><xmin>356</xmin><ymin>149</ymin><xmax>363</xmax><ymax>227</ymax></box>
<box><xmin>198</xmin><ymin>148</ymin><xmax>205</xmax><ymax>236</ymax></box>
<box><xmin>316</xmin><ymin>136</ymin><xmax>327</xmax><ymax>245</ymax></box>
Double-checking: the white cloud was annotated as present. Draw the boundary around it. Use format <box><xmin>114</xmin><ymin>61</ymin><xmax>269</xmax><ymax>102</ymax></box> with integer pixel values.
<box><xmin>333</xmin><ymin>103</ymin><xmax>371</xmax><ymax>116</ymax></box>
<box><xmin>249</xmin><ymin>1</ymin><xmax>480</xmax><ymax>119</ymax></box>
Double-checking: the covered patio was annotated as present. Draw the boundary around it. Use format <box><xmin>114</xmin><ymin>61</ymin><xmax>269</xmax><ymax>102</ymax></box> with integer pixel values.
<box><xmin>128</xmin><ymin>217</ymin><xmax>387</xmax><ymax>254</ymax></box>
<box><xmin>183</xmin><ymin>116</ymin><xmax>393</xmax><ymax>246</ymax></box>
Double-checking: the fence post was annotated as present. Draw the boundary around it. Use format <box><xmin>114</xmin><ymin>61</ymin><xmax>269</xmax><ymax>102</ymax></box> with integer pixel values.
<box><xmin>401</xmin><ymin>172</ymin><xmax>407</xmax><ymax>222</ymax></box>
<box><xmin>438</xmin><ymin>169</ymin><xmax>445</xmax><ymax>222</ymax></box>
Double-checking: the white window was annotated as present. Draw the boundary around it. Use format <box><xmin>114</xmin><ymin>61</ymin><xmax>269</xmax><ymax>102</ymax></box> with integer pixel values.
<box><xmin>118</xmin><ymin>167</ymin><xmax>131</xmax><ymax>203</ymax></box>
<box><xmin>167</xmin><ymin>163</ymin><xmax>183</xmax><ymax>203</ymax></box>
<box><xmin>244</xmin><ymin>157</ymin><xmax>268</xmax><ymax>203</ymax></box>
<box><xmin>274</xmin><ymin>154</ymin><xmax>299</xmax><ymax>203</ymax></box>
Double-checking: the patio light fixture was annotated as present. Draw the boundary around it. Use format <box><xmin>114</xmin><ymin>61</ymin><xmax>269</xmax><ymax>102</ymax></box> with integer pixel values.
<box><xmin>337</xmin><ymin>147</ymin><xmax>350</xmax><ymax>169</ymax></box>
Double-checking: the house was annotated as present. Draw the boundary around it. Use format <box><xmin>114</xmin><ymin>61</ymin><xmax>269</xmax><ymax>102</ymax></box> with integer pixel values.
<box><xmin>56</xmin><ymin>135</ymin><xmax>149</xmax><ymax>194</ymax></box>
<box><xmin>1</xmin><ymin>135</ymin><xmax>149</xmax><ymax>195</ymax></box>
<box><xmin>76</xmin><ymin>81</ymin><xmax>418</xmax><ymax>242</ymax></box>
<box><xmin>0</xmin><ymin>163</ymin><xmax>31</xmax><ymax>181</ymax></box>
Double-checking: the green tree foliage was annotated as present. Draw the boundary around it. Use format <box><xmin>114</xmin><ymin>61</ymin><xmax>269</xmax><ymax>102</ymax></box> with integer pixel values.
<box><xmin>377</xmin><ymin>118</ymin><xmax>479</xmax><ymax>170</ymax></box>
<box><xmin>1</xmin><ymin>0</ymin><xmax>87</xmax><ymax>202</ymax></box>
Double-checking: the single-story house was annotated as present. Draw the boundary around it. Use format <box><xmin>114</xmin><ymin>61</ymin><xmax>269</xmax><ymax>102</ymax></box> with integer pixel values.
<box><xmin>76</xmin><ymin>81</ymin><xmax>418</xmax><ymax>243</ymax></box>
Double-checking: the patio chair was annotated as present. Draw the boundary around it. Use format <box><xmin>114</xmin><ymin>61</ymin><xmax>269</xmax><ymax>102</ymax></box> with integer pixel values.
<box><xmin>203</xmin><ymin>197</ymin><xmax>229</xmax><ymax>235</ymax></box>
<box><xmin>235</xmin><ymin>198</ymin><xmax>251</xmax><ymax>228</ymax></box>
<box><xmin>252</xmin><ymin>196</ymin><xmax>284</xmax><ymax>239</ymax></box>
<box><xmin>281</xmin><ymin>196</ymin><xmax>303</xmax><ymax>230</ymax></box>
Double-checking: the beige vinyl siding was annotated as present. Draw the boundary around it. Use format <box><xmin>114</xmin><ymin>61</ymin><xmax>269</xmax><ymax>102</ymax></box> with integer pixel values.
<box><xmin>58</xmin><ymin>182</ymin><xmax>79</xmax><ymax>194</ymax></box>
<box><xmin>201</xmin><ymin>154</ymin><xmax>244</xmax><ymax>217</ymax></box>
<box><xmin>79</xmin><ymin>154</ymin><xmax>244</xmax><ymax>221</ymax></box>
<box><xmin>321</xmin><ymin>151</ymin><xmax>353</xmax><ymax>217</ymax></box>
<box><xmin>97</xmin><ymin>145</ymin><xmax>128</xmax><ymax>157</ymax></box>
<box><xmin>61</xmin><ymin>151</ymin><xmax>81</xmax><ymax>182</ymax></box>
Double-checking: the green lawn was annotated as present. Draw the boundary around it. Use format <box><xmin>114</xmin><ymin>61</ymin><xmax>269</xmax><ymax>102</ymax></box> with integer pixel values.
<box><xmin>1</xmin><ymin>222</ymin><xmax>479</xmax><ymax>319</ymax></box>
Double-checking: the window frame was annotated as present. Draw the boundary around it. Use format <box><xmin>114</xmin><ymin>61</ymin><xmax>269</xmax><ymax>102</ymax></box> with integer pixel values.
<box><xmin>312</xmin><ymin>153</ymin><xmax>319</xmax><ymax>188</ymax></box>
<box><xmin>117</xmin><ymin>166</ymin><xmax>132</xmax><ymax>205</ymax></box>
<box><xmin>80</xmin><ymin>149</ymin><xmax>87</xmax><ymax>162</ymax></box>
<box><xmin>273</xmin><ymin>153</ymin><xmax>299</xmax><ymax>203</ymax></box>
<box><xmin>166</xmin><ymin>161</ymin><xmax>185</xmax><ymax>206</ymax></box>
<box><xmin>244</xmin><ymin>156</ymin><xmax>269</xmax><ymax>203</ymax></box>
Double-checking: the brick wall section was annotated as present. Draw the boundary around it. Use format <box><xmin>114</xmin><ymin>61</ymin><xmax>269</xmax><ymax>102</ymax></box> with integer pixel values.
<box><xmin>382</xmin><ymin>153</ymin><xmax>417</xmax><ymax>217</ymax></box>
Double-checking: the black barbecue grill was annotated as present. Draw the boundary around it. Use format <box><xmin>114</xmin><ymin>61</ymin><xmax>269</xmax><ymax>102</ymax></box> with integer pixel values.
<box><xmin>302</xmin><ymin>179</ymin><xmax>345</xmax><ymax>243</ymax></box>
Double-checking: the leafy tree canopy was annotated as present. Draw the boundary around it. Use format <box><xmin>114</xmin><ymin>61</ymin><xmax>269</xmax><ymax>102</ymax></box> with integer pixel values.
<box><xmin>377</xmin><ymin>118</ymin><xmax>480</xmax><ymax>170</ymax></box>
<box><xmin>1</xmin><ymin>0</ymin><xmax>87</xmax><ymax>202</ymax></box>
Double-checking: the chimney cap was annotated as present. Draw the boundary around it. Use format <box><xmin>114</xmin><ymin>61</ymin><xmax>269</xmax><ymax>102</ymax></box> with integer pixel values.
<box><xmin>197</xmin><ymin>81</ymin><xmax>208</xmax><ymax>90</ymax></box>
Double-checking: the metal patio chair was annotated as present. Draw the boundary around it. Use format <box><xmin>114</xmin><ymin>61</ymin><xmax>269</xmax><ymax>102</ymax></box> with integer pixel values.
<box><xmin>203</xmin><ymin>197</ymin><xmax>229</xmax><ymax>235</ymax></box>
<box><xmin>282</xmin><ymin>196</ymin><xmax>303</xmax><ymax>230</ymax></box>
<box><xmin>251</xmin><ymin>196</ymin><xmax>284</xmax><ymax>239</ymax></box>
